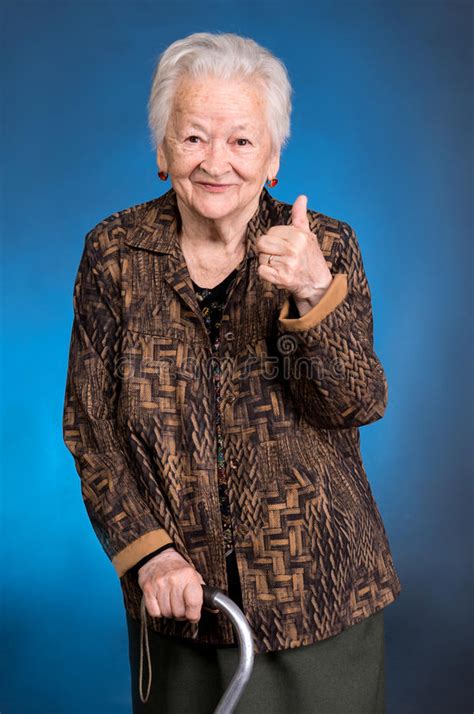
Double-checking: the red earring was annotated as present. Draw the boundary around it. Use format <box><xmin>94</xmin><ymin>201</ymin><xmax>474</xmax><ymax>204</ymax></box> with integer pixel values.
<box><xmin>158</xmin><ymin>170</ymin><xmax>169</xmax><ymax>181</ymax></box>
<box><xmin>266</xmin><ymin>177</ymin><xmax>278</xmax><ymax>188</ymax></box>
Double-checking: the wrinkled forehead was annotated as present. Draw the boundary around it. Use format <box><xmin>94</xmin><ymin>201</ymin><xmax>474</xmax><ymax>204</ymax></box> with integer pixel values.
<box><xmin>170</xmin><ymin>74</ymin><xmax>269</xmax><ymax>131</ymax></box>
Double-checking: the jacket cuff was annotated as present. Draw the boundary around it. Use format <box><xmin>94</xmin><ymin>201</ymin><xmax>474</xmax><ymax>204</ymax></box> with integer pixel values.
<box><xmin>112</xmin><ymin>528</ymin><xmax>174</xmax><ymax>578</ymax></box>
<box><xmin>278</xmin><ymin>273</ymin><xmax>348</xmax><ymax>332</ymax></box>
<box><xmin>125</xmin><ymin>542</ymin><xmax>176</xmax><ymax>578</ymax></box>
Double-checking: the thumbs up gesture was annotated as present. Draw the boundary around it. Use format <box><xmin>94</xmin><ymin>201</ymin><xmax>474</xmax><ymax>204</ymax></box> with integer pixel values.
<box><xmin>256</xmin><ymin>195</ymin><xmax>333</xmax><ymax>302</ymax></box>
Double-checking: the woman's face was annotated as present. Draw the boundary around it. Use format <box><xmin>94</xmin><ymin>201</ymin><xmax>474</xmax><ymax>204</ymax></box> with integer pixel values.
<box><xmin>157</xmin><ymin>74</ymin><xmax>280</xmax><ymax>224</ymax></box>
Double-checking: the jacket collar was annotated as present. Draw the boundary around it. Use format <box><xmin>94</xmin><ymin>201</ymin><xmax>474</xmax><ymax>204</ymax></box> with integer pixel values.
<box><xmin>122</xmin><ymin>186</ymin><xmax>285</xmax><ymax>261</ymax></box>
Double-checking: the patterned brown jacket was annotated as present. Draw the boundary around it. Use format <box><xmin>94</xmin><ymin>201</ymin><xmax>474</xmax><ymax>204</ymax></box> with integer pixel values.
<box><xmin>62</xmin><ymin>186</ymin><xmax>402</xmax><ymax>654</ymax></box>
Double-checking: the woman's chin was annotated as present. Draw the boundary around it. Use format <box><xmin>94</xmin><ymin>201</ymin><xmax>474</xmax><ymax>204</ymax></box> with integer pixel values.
<box><xmin>190</xmin><ymin>196</ymin><xmax>240</xmax><ymax>221</ymax></box>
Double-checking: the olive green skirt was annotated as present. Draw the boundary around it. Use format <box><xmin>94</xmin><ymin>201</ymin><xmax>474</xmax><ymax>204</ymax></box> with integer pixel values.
<box><xmin>126</xmin><ymin>607</ymin><xmax>386</xmax><ymax>714</ymax></box>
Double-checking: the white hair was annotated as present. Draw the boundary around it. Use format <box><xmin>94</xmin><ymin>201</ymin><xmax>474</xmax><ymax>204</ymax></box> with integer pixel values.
<box><xmin>147</xmin><ymin>32</ymin><xmax>293</xmax><ymax>155</ymax></box>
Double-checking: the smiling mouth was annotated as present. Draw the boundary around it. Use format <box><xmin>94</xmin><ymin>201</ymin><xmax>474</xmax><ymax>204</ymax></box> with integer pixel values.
<box><xmin>197</xmin><ymin>182</ymin><xmax>234</xmax><ymax>191</ymax></box>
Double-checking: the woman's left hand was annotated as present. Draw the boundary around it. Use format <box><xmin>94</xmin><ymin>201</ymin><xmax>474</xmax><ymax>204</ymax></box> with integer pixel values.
<box><xmin>256</xmin><ymin>194</ymin><xmax>333</xmax><ymax>301</ymax></box>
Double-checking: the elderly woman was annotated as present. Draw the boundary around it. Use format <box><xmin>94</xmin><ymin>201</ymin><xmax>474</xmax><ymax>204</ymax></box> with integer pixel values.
<box><xmin>63</xmin><ymin>32</ymin><xmax>402</xmax><ymax>714</ymax></box>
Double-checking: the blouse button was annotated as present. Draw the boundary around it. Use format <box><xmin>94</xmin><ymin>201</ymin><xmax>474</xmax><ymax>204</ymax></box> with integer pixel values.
<box><xmin>224</xmin><ymin>331</ymin><xmax>235</xmax><ymax>341</ymax></box>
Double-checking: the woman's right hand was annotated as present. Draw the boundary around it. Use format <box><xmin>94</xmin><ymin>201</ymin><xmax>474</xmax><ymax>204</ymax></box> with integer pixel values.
<box><xmin>138</xmin><ymin>547</ymin><xmax>218</xmax><ymax>622</ymax></box>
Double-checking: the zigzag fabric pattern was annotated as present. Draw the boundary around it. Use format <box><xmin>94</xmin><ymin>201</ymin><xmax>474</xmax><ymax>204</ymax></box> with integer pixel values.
<box><xmin>62</xmin><ymin>187</ymin><xmax>402</xmax><ymax>654</ymax></box>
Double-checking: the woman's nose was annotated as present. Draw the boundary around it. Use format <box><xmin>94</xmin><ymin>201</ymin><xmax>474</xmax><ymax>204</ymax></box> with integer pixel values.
<box><xmin>199</xmin><ymin>141</ymin><xmax>231</xmax><ymax>177</ymax></box>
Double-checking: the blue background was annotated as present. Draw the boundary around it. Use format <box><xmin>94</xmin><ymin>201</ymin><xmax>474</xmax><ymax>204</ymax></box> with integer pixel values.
<box><xmin>1</xmin><ymin>1</ymin><xmax>472</xmax><ymax>712</ymax></box>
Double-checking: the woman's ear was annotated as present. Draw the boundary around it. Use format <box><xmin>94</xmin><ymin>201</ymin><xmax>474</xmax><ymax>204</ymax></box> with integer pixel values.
<box><xmin>269</xmin><ymin>151</ymin><xmax>280</xmax><ymax>181</ymax></box>
<box><xmin>157</xmin><ymin>143</ymin><xmax>168</xmax><ymax>173</ymax></box>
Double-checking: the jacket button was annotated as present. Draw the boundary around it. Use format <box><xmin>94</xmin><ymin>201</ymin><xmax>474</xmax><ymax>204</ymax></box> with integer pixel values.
<box><xmin>230</xmin><ymin>459</ymin><xmax>238</xmax><ymax>470</ymax></box>
<box><xmin>225</xmin><ymin>331</ymin><xmax>235</xmax><ymax>341</ymax></box>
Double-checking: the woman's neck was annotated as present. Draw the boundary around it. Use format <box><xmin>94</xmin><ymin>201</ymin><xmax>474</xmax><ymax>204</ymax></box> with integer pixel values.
<box><xmin>179</xmin><ymin>229</ymin><xmax>246</xmax><ymax>288</ymax></box>
<box><xmin>176</xmin><ymin>195</ymin><xmax>258</xmax><ymax>287</ymax></box>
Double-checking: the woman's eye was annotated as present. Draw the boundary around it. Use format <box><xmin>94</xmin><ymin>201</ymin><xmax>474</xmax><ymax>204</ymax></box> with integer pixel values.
<box><xmin>236</xmin><ymin>138</ymin><xmax>250</xmax><ymax>146</ymax></box>
<box><xmin>186</xmin><ymin>136</ymin><xmax>201</xmax><ymax>143</ymax></box>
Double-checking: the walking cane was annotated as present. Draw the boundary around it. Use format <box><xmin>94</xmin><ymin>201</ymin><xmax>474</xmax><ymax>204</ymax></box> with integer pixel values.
<box><xmin>139</xmin><ymin>585</ymin><xmax>255</xmax><ymax>714</ymax></box>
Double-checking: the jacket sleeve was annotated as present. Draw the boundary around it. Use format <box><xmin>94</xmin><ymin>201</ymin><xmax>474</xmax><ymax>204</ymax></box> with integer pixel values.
<box><xmin>62</xmin><ymin>228</ymin><xmax>176</xmax><ymax>578</ymax></box>
<box><xmin>276</xmin><ymin>221</ymin><xmax>388</xmax><ymax>429</ymax></box>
